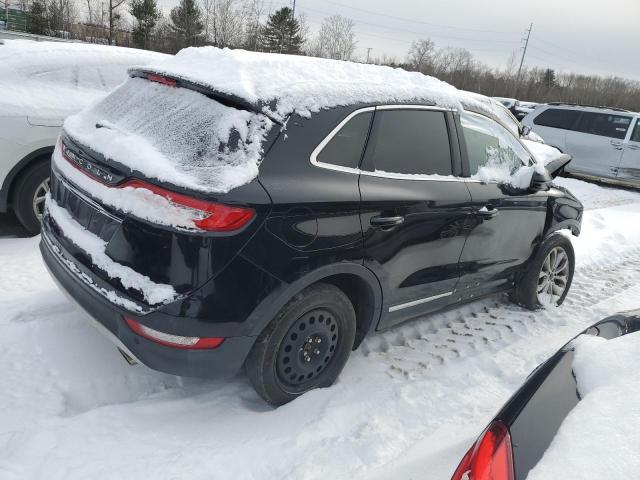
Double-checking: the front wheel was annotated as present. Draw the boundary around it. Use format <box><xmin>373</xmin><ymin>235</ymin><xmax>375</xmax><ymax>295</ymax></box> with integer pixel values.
<box><xmin>512</xmin><ymin>234</ymin><xmax>575</xmax><ymax>310</ymax></box>
<box><xmin>245</xmin><ymin>283</ymin><xmax>356</xmax><ymax>406</ymax></box>
<box><xmin>12</xmin><ymin>161</ymin><xmax>51</xmax><ymax>235</ymax></box>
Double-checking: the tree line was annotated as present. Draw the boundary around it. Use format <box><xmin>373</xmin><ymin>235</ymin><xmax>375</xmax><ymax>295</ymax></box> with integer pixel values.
<box><xmin>18</xmin><ymin>0</ymin><xmax>640</xmax><ymax>112</ymax></box>
<box><xmin>404</xmin><ymin>39</ymin><xmax>640</xmax><ymax>111</ymax></box>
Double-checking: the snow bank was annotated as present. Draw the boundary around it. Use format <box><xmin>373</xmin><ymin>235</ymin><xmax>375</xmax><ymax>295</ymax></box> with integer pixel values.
<box><xmin>527</xmin><ymin>331</ymin><xmax>640</xmax><ymax>480</ymax></box>
<box><xmin>0</xmin><ymin>40</ymin><xmax>168</xmax><ymax>118</ymax></box>
<box><xmin>45</xmin><ymin>195</ymin><xmax>177</xmax><ymax>305</ymax></box>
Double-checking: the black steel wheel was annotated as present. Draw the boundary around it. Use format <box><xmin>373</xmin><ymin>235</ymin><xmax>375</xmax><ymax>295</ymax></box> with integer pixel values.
<box><xmin>246</xmin><ymin>283</ymin><xmax>356</xmax><ymax>406</ymax></box>
<box><xmin>276</xmin><ymin>308</ymin><xmax>340</xmax><ymax>387</ymax></box>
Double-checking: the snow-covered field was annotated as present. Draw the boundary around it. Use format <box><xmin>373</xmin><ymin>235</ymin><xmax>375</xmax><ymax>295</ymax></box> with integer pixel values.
<box><xmin>1</xmin><ymin>177</ymin><xmax>640</xmax><ymax>480</ymax></box>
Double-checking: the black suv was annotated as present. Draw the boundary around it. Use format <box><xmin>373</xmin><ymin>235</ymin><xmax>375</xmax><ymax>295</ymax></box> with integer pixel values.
<box><xmin>41</xmin><ymin>63</ymin><xmax>583</xmax><ymax>406</ymax></box>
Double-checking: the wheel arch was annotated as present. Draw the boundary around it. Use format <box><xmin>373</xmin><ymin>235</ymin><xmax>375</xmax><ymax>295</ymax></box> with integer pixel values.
<box><xmin>244</xmin><ymin>262</ymin><xmax>383</xmax><ymax>349</ymax></box>
<box><xmin>0</xmin><ymin>146</ymin><xmax>54</xmax><ymax>212</ymax></box>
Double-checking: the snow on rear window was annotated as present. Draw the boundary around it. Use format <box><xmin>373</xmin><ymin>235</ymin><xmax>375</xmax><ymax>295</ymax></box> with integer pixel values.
<box><xmin>63</xmin><ymin>77</ymin><xmax>274</xmax><ymax>194</ymax></box>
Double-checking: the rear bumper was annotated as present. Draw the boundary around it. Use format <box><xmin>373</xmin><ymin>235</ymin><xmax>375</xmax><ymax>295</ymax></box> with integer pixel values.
<box><xmin>40</xmin><ymin>231</ymin><xmax>256</xmax><ymax>379</ymax></box>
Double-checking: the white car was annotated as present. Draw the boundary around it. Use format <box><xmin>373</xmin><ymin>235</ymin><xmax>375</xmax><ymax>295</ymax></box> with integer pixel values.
<box><xmin>0</xmin><ymin>40</ymin><xmax>169</xmax><ymax>233</ymax></box>
<box><xmin>522</xmin><ymin>103</ymin><xmax>640</xmax><ymax>187</ymax></box>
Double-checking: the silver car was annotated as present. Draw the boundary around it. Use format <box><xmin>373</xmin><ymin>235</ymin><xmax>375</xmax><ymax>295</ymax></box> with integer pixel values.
<box><xmin>522</xmin><ymin>103</ymin><xmax>640</xmax><ymax>187</ymax></box>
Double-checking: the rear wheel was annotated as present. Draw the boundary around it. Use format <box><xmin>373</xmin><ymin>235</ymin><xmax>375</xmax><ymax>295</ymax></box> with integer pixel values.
<box><xmin>511</xmin><ymin>234</ymin><xmax>575</xmax><ymax>310</ymax></box>
<box><xmin>12</xmin><ymin>161</ymin><xmax>51</xmax><ymax>235</ymax></box>
<box><xmin>246</xmin><ymin>283</ymin><xmax>356</xmax><ymax>406</ymax></box>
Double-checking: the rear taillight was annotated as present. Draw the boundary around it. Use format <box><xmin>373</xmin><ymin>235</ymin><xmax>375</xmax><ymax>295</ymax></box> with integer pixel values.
<box><xmin>124</xmin><ymin>317</ymin><xmax>224</xmax><ymax>349</ymax></box>
<box><xmin>452</xmin><ymin>421</ymin><xmax>514</xmax><ymax>480</ymax></box>
<box><xmin>119</xmin><ymin>179</ymin><xmax>254</xmax><ymax>232</ymax></box>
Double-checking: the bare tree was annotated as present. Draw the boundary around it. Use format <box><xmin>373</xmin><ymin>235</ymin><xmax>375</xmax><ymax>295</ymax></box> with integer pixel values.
<box><xmin>241</xmin><ymin>0</ymin><xmax>263</xmax><ymax>50</ymax></box>
<box><xmin>211</xmin><ymin>0</ymin><xmax>243</xmax><ymax>47</ymax></box>
<box><xmin>308</xmin><ymin>14</ymin><xmax>357</xmax><ymax>61</ymax></box>
<box><xmin>108</xmin><ymin>0</ymin><xmax>126</xmax><ymax>44</ymax></box>
<box><xmin>407</xmin><ymin>39</ymin><xmax>435</xmax><ymax>72</ymax></box>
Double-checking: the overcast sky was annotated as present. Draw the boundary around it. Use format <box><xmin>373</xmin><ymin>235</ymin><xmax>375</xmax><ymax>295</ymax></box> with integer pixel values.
<box><xmin>159</xmin><ymin>0</ymin><xmax>640</xmax><ymax>81</ymax></box>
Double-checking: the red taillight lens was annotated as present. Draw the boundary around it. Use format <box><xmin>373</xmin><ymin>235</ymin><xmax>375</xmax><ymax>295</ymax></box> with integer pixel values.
<box><xmin>124</xmin><ymin>317</ymin><xmax>224</xmax><ymax>349</ymax></box>
<box><xmin>118</xmin><ymin>179</ymin><xmax>254</xmax><ymax>232</ymax></box>
<box><xmin>147</xmin><ymin>74</ymin><xmax>177</xmax><ymax>86</ymax></box>
<box><xmin>452</xmin><ymin>421</ymin><xmax>514</xmax><ymax>480</ymax></box>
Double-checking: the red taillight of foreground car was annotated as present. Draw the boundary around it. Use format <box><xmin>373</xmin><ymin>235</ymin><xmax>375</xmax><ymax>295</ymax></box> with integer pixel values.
<box><xmin>124</xmin><ymin>317</ymin><xmax>224</xmax><ymax>349</ymax></box>
<box><xmin>452</xmin><ymin>421</ymin><xmax>515</xmax><ymax>480</ymax></box>
<box><xmin>118</xmin><ymin>179</ymin><xmax>255</xmax><ymax>232</ymax></box>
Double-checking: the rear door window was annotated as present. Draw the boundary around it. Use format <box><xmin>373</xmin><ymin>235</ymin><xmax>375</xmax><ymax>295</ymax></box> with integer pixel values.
<box><xmin>362</xmin><ymin>109</ymin><xmax>453</xmax><ymax>176</ymax></box>
<box><xmin>533</xmin><ymin>108</ymin><xmax>581</xmax><ymax>130</ymax></box>
<box><xmin>574</xmin><ymin>112</ymin><xmax>632</xmax><ymax>139</ymax></box>
<box><xmin>316</xmin><ymin>111</ymin><xmax>372</xmax><ymax>169</ymax></box>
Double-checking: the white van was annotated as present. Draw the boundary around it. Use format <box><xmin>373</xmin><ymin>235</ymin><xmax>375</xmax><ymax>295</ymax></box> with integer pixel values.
<box><xmin>522</xmin><ymin>103</ymin><xmax>640</xmax><ymax>187</ymax></box>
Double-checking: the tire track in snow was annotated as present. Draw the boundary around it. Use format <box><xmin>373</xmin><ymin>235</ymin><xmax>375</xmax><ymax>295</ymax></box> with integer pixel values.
<box><xmin>359</xmin><ymin>245</ymin><xmax>640</xmax><ymax>379</ymax></box>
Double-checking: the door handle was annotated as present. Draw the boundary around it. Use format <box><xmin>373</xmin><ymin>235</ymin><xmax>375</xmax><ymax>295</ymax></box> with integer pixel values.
<box><xmin>478</xmin><ymin>206</ymin><xmax>499</xmax><ymax>218</ymax></box>
<box><xmin>370</xmin><ymin>215</ymin><xmax>405</xmax><ymax>228</ymax></box>
<box><xmin>611</xmin><ymin>140</ymin><xmax>623</xmax><ymax>150</ymax></box>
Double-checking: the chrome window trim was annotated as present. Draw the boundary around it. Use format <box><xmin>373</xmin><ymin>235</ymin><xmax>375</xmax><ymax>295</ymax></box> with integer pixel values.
<box><xmin>309</xmin><ymin>104</ymin><xmax>462</xmax><ymax>182</ymax></box>
<box><xmin>309</xmin><ymin>106</ymin><xmax>375</xmax><ymax>175</ymax></box>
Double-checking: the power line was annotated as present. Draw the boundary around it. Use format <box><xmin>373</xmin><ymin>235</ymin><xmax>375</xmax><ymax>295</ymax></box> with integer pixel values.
<box><xmin>299</xmin><ymin>5</ymin><xmax>521</xmax><ymax>46</ymax></box>
<box><xmin>321</xmin><ymin>0</ymin><xmax>520</xmax><ymax>35</ymax></box>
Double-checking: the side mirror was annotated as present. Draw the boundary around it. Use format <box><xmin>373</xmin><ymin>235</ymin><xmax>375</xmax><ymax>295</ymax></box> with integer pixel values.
<box><xmin>521</xmin><ymin>125</ymin><xmax>532</xmax><ymax>136</ymax></box>
<box><xmin>530</xmin><ymin>154</ymin><xmax>572</xmax><ymax>191</ymax></box>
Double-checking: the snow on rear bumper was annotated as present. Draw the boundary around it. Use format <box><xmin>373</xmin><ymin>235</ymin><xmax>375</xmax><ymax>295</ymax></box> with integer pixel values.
<box><xmin>44</xmin><ymin>194</ymin><xmax>178</xmax><ymax>308</ymax></box>
<box><xmin>40</xmin><ymin>234</ymin><xmax>256</xmax><ymax>378</ymax></box>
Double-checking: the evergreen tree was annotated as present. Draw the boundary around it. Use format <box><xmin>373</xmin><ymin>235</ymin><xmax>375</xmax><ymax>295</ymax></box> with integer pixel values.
<box><xmin>542</xmin><ymin>68</ymin><xmax>557</xmax><ymax>89</ymax></box>
<box><xmin>131</xmin><ymin>0</ymin><xmax>160</xmax><ymax>49</ymax></box>
<box><xmin>260</xmin><ymin>7</ymin><xmax>303</xmax><ymax>54</ymax></box>
<box><xmin>170</xmin><ymin>0</ymin><xmax>204</xmax><ymax>49</ymax></box>
<box><xmin>28</xmin><ymin>0</ymin><xmax>48</xmax><ymax>35</ymax></box>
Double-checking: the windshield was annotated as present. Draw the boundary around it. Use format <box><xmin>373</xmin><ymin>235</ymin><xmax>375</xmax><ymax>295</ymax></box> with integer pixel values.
<box><xmin>63</xmin><ymin>77</ymin><xmax>274</xmax><ymax>194</ymax></box>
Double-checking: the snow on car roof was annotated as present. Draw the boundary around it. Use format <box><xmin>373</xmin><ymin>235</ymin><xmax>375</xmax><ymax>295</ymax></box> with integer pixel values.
<box><xmin>136</xmin><ymin>47</ymin><xmax>465</xmax><ymax>122</ymax></box>
<box><xmin>0</xmin><ymin>40</ymin><xmax>169</xmax><ymax>118</ymax></box>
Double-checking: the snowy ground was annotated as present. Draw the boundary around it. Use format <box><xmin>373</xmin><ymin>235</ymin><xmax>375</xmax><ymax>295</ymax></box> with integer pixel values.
<box><xmin>1</xmin><ymin>177</ymin><xmax>640</xmax><ymax>480</ymax></box>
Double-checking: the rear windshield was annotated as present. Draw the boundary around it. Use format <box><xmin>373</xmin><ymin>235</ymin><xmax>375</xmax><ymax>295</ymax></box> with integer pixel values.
<box><xmin>63</xmin><ymin>77</ymin><xmax>274</xmax><ymax>193</ymax></box>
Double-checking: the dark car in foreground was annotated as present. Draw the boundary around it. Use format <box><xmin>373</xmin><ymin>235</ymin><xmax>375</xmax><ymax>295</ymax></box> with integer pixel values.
<box><xmin>40</xmin><ymin>49</ymin><xmax>583</xmax><ymax>405</ymax></box>
<box><xmin>451</xmin><ymin>310</ymin><xmax>640</xmax><ymax>480</ymax></box>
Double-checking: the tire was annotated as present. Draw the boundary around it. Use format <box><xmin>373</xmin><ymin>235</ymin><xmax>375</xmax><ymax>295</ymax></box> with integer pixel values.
<box><xmin>511</xmin><ymin>234</ymin><xmax>575</xmax><ymax>311</ymax></box>
<box><xmin>11</xmin><ymin>160</ymin><xmax>51</xmax><ymax>235</ymax></box>
<box><xmin>246</xmin><ymin>283</ymin><xmax>357</xmax><ymax>406</ymax></box>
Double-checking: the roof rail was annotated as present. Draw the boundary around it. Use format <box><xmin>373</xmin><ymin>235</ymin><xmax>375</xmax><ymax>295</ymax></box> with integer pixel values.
<box><xmin>546</xmin><ymin>102</ymin><xmax>631</xmax><ymax>113</ymax></box>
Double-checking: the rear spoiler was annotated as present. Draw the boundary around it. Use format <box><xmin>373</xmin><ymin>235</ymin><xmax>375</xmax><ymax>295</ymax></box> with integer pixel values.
<box><xmin>129</xmin><ymin>69</ymin><xmax>283</xmax><ymax>125</ymax></box>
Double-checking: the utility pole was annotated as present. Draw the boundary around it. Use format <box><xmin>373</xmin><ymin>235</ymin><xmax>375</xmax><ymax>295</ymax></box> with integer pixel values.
<box><xmin>291</xmin><ymin>0</ymin><xmax>295</xmax><ymax>19</ymax></box>
<box><xmin>514</xmin><ymin>23</ymin><xmax>533</xmax><ymax>98</ymax></box>
<box><xmin>366</xmin><ymin>47</ymin><xmax>372</xmax><ymax>64</ymax></box>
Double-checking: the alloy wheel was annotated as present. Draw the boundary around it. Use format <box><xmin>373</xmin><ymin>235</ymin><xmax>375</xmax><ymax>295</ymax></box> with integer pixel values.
<box><xmin>32</xmin><ymin>177</ymin><xmax>50</xmax><ymax>220</ymax></box>
<box><xmin>537</xmin><ymin>246</ymin><xmax>569</xmax><ymax>306</ymax></box>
